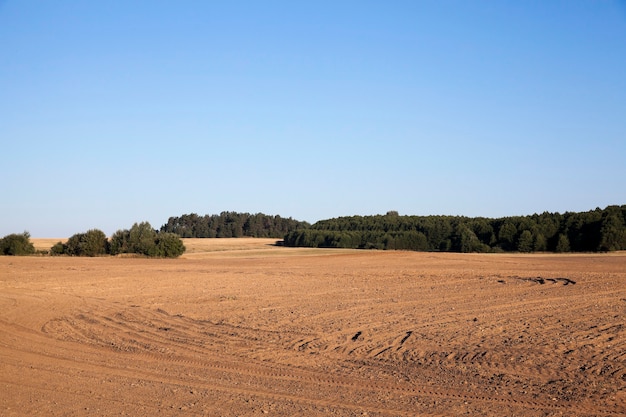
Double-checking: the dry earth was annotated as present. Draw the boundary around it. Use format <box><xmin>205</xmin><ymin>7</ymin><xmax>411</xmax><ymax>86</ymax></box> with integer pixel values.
<box><xmin>1</xmin><ymin>238</ymin><xmax>625</xmax><ymax>416</ymax></box>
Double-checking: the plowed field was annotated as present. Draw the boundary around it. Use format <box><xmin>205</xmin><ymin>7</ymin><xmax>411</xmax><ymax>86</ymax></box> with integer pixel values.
<box><xmin>1</xmin><ymin>238</ymin><xmax>625</xmax><ymax>416</ymax></box>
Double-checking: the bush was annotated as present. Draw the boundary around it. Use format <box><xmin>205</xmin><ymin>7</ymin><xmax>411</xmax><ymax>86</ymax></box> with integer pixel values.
<box><xmin>110</xmin><ymin>222</ymin><xmax>185</xmax><ymax>258</ymax></box>
<box><xmin>155</xmin><ymin>232</ymin><xmax>186</xmax><ymax>258</ymax></box>
<box><xmin>0</xmin><ymin>232</ymin><xmax>36</xmax><ymax>255</ymax></box>
<box><xmin>65</xmin><ymin>229</ymin><xmax>109</xmax><ymax>256</ymax></box>
<box><xmin>109</xmin><ymin>229</ymin><xmax>130</xmax><ymax>255</ymax></box>
<box><xmin>50</xmin><ymin>241</ymin><xmax>66</xmax><ymax>256</ymax></box>
<box><xmin>110</xmin><ymin>222</ymin><xmax>156</xmax><ymax>256</ymax></box>
<box><xmin>128</xmin><ymin>222</ymin><xmax>158</xmax><ymax>256</ymax></box>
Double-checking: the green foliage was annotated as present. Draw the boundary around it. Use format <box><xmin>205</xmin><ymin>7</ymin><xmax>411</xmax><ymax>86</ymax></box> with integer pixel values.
<box><xmin>161</xmin><ymin>212</ymin><xmax>310</xmax><ymax>238</ymax></box>
<box><xmin>533</xmin><ymin>233</ymin><xmax>547</xmax><ymax>252</ymax></box>
<box><xmin>109</xmin><ymin>229</ymin><xmax>130</xmax><ymax>256</ymax></box>
<box><xmin>598</xmin><ymin>207</ymin><xmax>626</xmax><ymax>251</ymax></box>
<box><xmin>555</xmin><ymin>234</ymin><xmax>571</xmax><ymax>253</ymax></box>
<box><xmin>155</xmin><ymin>232</ymin><xmax>186</xmax><ymax>258</ymax></box>
<box><xmin>517</xmin><ymin>230</ymin><xmax>534</xmax><ymax>253</ymax></box>
<box><xmin>497</xmin><ymin>221</ymin><xmax>518</xmax><ymax>251</ymax></box>
<box><xmin>110</xmin><ymin>222</ymin><xmax>156</xmax><ymax>256</ymax></box>
<box><xmin>128</xmin><ymin>222</ymin><xmax>158</xmax><ymax>256</ymax></box>
<box><xmin>284</xmin><ymin>205</ymin><xmax>626</xmax><ymax>253</ymax></box>
<box><xmin>50</xmin><ymin>241</ymin><xmax>66</xmax><ymax>256</ymax></box>
<box><xmin>0</xmin><ymin>232</ymin><xmax>35</xmax><ymax>256</ymax></box>
<box><xmin>64</xmin><ymin>229</ymin><xmax>109</xmax><ymax>256</ymax></box>
<box><xmin>391</xmin><ymin>231</ymin><xmax>430</xmax><ymax>251</ymax></box>
<box><xmin>110</xmin><ymin>222</ymin><xmax>185</xmax><ymax>258</ymax></box>
<box><xmin>453</xmin><ymin>225</ymin><xmax>489</xmax><ymax>253</ymax></box>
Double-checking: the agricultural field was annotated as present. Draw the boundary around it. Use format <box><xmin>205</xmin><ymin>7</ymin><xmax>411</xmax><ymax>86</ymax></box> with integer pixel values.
<box><xmin>1</xmin><ymin>238</ymin><xmax>625</xmax><ymax>416</ymax></box>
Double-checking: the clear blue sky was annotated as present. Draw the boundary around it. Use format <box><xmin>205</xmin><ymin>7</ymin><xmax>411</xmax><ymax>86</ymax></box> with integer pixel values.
<box><xmin>2</xmin><ymin>1</ymin><xmax>625</xmax><ymax>237</ymax></box>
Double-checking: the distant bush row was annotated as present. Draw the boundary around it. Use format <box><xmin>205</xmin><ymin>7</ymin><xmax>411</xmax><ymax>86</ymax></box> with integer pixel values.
<box><xmin>1</xmin><ymin>222</ymin><xmax>185</xmax><ymax>258</ymax></box>
<box><xmin>284</xmin><ymin>205</ymin><xmax>626</xmax><ymax>253</ymax></box>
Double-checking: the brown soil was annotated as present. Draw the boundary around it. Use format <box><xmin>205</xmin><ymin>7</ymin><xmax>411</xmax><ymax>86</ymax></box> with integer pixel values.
<box><xmin>1</xmin><ymin>238</ymin><xmax>625</xmax><ymax>416</ymax></box>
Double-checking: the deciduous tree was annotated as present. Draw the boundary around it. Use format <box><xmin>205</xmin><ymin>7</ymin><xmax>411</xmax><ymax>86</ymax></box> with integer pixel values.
<box><xmin>0</xmin><ymin>232</ymin><xmax>35</xmax><ymax>255</ymax></box>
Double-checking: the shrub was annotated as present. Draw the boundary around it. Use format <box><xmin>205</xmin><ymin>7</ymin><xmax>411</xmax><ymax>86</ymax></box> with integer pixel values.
<box><xmin>128</xmin><ymin>222</ymin><xmax>158</xmax><ymax>256</ymax></box>
<box><xmin>0</xmin><ymin>232</ymin><xmax>36</xmax><ymax>255</ymax></box>
<box><xmin>155</xmin><ymin>232</ymin><xmax>186</xmax><ymax>258</ymax></box>
<box><xmin>110</xmin><ymin>222</ymin><xmax>156</xmax><ymax>256</ymax></box>
<box><xmin>65</xmin><ymin>229</ymin><xmax>109</xmax><ymax>256</ymax></box>
<box><xmin>109</xmin><ymin>229</ymin><xmax>130</xmax><ymax>255</ymax></box>
<box><xmin>50</xmin><ymin>241</ymin><xmax>66</xmax><ymax>256</ymax></box>
<box><xmin>110</xmin><ymin>222</ymin><xmax>185</xmax><ymax>258</ymax></box>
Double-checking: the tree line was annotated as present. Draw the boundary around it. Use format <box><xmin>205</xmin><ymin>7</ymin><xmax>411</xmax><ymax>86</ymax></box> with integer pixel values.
<box><xmin>160</xmin><ymin>211</ymin><xmax>310</xmax><ymax>238</ymax></box>
<box><xmin>52</xmin><ymin>222</ymin><xmax>184</xmax><ymax>257</ymax></box>
<box><xmin>3</xmin><ymin>206</ymin><xmax>625</xmax><ymax>256</ymax></box>
<box><xmin>1</xmin><ymin>222</ymin><xmax>185</xmax><ymax>258</ymax></box>
<box><xmin>283</xmin><ymin>206</ymin><xmax>626</xmax><ymax>253</ymax></box>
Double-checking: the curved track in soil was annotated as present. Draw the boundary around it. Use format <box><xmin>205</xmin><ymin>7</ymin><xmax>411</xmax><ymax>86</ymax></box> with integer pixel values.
<box><xmin>1</xmin><ymin>239</ymin><xmax>625</xmax><ymax>416</ymax></box>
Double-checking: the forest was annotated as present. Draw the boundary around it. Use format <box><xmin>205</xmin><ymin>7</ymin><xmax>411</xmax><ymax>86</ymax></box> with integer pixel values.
<box><xmin>283</xmin><ymin>206</ymin><xmax>626</xmax><ymax>253</ymax></box>
<box><xmin>160</xmin><ymin>212</ymin><xmax>310</xmax><ymax>238</ymax></box>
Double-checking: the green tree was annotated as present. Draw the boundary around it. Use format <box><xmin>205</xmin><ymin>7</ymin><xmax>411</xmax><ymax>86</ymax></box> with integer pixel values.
<box><xmin>65</xmin><ymin>229</ymin><xmax>108</xmax><ymax>256</ymax></box>
<box><xmin>555</xmin><ymin>234</ymin><xmax>571</xmax><ymax>253</ymax></box>
<box><xmin>497</xmin><ymin>222</ymin><xmax>518</xmax><ymax>251</ymax></box>
<box><xmin>598</xmin><ymin>210</ymin><xmax>626</xmax><ymax>251</ymax></box>
<box><xmin>0</xmin><ymin>232</ymin><xmax>36</xmax><ymax>255</ymax></box>
<box><xmin>454</xmin><ymin>225</ymin><xmax>489</xmax><ymax>253</ymax></box>
<box><xmin>533</xmin><ymin>233</ymin><xmax>547</xmax><ymax>252</ymax></box>
<box><xmin>128</xmin><ymin>222</ymin><xmax>158</xmax><ymax>256</ymax></box>
<box><xmin>83</xmin><ymin>229</ymin><xmax>108</xmax><ymax>256</ymax></box>
<box><xmin>517</xmin><ymin>230</ymin><xmax>534</xmax><ymax>253</ymax></box>
<box><xmin>64</xmin><ymin>234</ymin><xmax>82</xmax><ymax>255</ymax></box>
<box><xmin>110</xmin><ymin>222</ymin><xmax>185</xmax><ymax>257</ymax></box>
<box><xmin>469</xmin><ymin>218</ymin><xmax>495</xmax><ymax>247</ymax></box>
<box><xmin>155</xmin><ymin>233</ymin><xmax>186</xmax><ymax>258</ymax></box>
<box><xmin>109</xmin><ymin>229</ymin><xmax>130</xmax><ymax>255</ymax></box>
